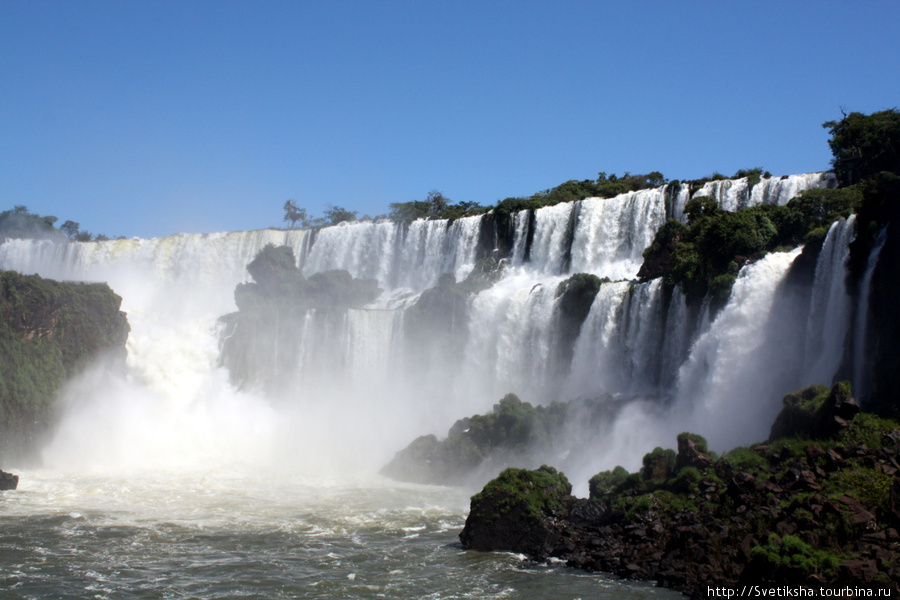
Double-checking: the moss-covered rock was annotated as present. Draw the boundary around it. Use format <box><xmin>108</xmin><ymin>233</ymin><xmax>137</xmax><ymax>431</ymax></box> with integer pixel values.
<box><xmin>460</xmin><ymin>384</ymin><xmax>900</xmax><ymax>595</ymax></box>
<box><xmin>459</xmin><ymin>465</ymin><xmax>572</xmax><ymax>558</ymax></box>
<box><xmin>768</xmin><ymin>381</ymin><xmax>859</xmax><ymax>441</ymax></box>
<box><xmin>380</xmin><ymin>393</ymin><xmax>570</xmax><ymax>485</ymax></box>
<box><xmin>0</xmin><ymin>270</ymin><xmax>129</xmax><ymax>459</ymax></box>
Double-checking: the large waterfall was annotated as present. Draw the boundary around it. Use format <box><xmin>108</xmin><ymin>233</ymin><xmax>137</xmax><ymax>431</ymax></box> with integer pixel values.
<box><xmin>0</xmin><ymin>171</ymin><xmax>857</xmax><ymax>480</ymax></box>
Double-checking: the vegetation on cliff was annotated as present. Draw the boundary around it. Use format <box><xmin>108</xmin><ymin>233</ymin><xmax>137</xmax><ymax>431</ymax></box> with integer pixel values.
<box><xmin>0</xmin><ymin>271</ymin><xmax>129</xmax><ymax>458</ymax></box>
<box><xmin>637</xmin><ymin>108</ymin><xmax>899</xmax><ymax>305</ymax></box>
<box><xmin>0</xmin><ymin>205</ymin><xmax>115</xmax><ymax>242</ymax></box>
<box><xmin>460</xmin><ymin>382</ymin><xmax>900</xmax><ymax>594</ymax></box>
<box><xmin>637</xmin><ymin>188</ymin><xmax>857</xmax><ymax>302</ymax></box>
<box><xmin>380</xmin><ymin>393</ymin><xmax>572</xmax><ymax>485</ymax></box>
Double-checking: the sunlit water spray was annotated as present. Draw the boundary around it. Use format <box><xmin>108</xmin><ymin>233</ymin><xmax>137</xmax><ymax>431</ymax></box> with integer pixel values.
<box><xmin>0</xmin><ymin>173</ymin><xmax>856</xmax><ymax>598</ymax></box>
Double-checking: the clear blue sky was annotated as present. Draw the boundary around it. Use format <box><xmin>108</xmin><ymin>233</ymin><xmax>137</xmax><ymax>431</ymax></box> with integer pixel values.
<box><xmin>2</xmin><ymin>1</ymin><xmax>898</xmax><ymax>239</ymax></box>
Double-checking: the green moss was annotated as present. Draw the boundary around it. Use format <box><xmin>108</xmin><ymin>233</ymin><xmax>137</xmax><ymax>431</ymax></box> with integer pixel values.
<box><xmin>470</xmin><ymin>465</ymin><xmax>571</xmax><ymax>522</ymax></box>
<box><xmin>836</xmin><ymin>412</ymin><xmax>900</xmax><ymax>448</ymax></box>
<box><xmin>641</xmin><ymin>447</ymin><xmax>676</xmax><ymax>481</ymax></box>
<box><xmin>826</xmin><ymin>467</ymin><xmax>892</xmax><ymax>510</ymax></box>
<box><xmin>624</xmin><ymin>494</ymin><xmax>654</xmax><ymax>520</ymax></box>
<box><xmin>723</xmin><ymin>446</ymin><xmax>768</xmax><ymax>474</ymax></box>
<box><xmin>750</xmin><ymin>534</ymin><xmax>843</xmax><ymax>577</ymax></box>
<box><xmin>589</xmin><ymin>466</ymin><xmax>629</xmax><ymax>500</ymax></box>
<box><xmin>0</xmin><ymin>271</ymin><xmax>128</xmax><ymax>448</ymax></box>
<box><xmin>676</xmin><ymin>432</ymin><xmax>709</xmax><ymax>453</ymax></box>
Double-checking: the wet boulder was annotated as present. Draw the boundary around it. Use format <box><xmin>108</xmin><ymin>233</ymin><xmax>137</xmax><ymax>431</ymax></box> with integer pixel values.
<box><xmin>460</xmin><ymin>465</ymin><xmax>572</xmax><ymax>560</ymax></box>
<box><xmin>0</xmin><ymin>469</ymin><xmax>18</xmax><ymax>490</ymax></box>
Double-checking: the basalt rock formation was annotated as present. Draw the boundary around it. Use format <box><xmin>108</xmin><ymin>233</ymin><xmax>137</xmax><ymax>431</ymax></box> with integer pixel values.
<box><xmin>460</xmin><ymin>384</ymin><xmax>900</xmax><ymax>597</ymax></box>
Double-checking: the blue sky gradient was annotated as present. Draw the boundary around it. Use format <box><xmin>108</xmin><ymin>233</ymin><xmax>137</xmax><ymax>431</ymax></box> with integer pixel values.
<box><xmin>2</xmin><ymin>1</ymin><xmax>898</xmax><ymax>239</ymax></box>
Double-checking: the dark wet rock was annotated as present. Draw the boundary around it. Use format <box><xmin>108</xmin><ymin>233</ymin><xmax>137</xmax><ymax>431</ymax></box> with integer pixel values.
<box><xmin>0</xmin><ymin>469</ymin><xmax>18</xmax><ymax>490</ymax></box>
<box><xmin>460</xmin><ymin>398</ymin><xmax>900</xmax><ymax>597</ymax></box>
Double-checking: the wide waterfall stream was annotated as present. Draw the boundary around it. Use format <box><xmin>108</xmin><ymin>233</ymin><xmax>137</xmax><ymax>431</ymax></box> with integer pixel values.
<box><xmin>1</xmin><ymin>172</ymin><xmax>872</xmax><ymax>599</ymax></box>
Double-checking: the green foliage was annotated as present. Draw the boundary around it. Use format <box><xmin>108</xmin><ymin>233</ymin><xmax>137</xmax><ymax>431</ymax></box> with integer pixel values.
<box><xmin>835</xmin><ymin>411</ymin><xmax>900</xmax><ymax>448</ymax></box>
<box><xmin>588</xmin><ymin>466</ymin><xmax>629</xmax><ymax>500</ymax></box>
<box><xmin>640</xmin><ymin>190</ymin><xmax>850</xmax><ymax>301</ymax></box>
<box><xmin>0</xmin><ymin>206</ymin><xmax>63</xmax><ymax>240</ymax></box>
<box><xmin>768</xmin><ymin>382</ymin><xmax>858</xmax><ymax>442</ymax></box>
<box><xmin>388</xmin><ymin>191</ymin><xmax>486</xmax><ymax>223</ymax></box>
<box><xmin>733</xmin><ymin>168</ymin><xmax>771</xmax><ymax>188</ymax></box>
<box><xmin>723</xmin><ymin>446</ymin><xmax>767</xmax><ymax>474</ymax></box>
<box><xmin>823</xmin><ymin>108</ymin><xmax>900</xmax><ymax>185</ymax></box>
<box><xmin>324</xmin><ymin>204</ymin><xmax>358</xmax><ymax>225</ymax></box>
<box><xmin>388</xmin><ymin>200</ymin><xmax>433</xmax><ymax>222</ymax></box>
<box><xmin>625</xmin><ymin>494</ymin><xmax>654</xmax><ymax>520</ymax></box>
<box><xmin>670</xmin><ymin>465</ymin><xmax>702</xmax><ymax>494</ymax></box>
<box><xmin>750</xmin><ymin>534</ymin><xmax>842</xmax><ymax>577</ymax></box>
<box><xmin>383</xmin><ymin>393</ymin><xmax>574</xmax><ymax>484</ymax></box>
<box><xmin>637</xmin><ymin>219</ymin><xmax>688</xmax><ymax>282</ymax></box>
<box><xmin>60</xmin><ymin>220</ymin><xmax>80</xmax><ymax>238</ymax></box>
<box><xmin>641</xmin><ymin>447</ymin><xmax>676</xmax><ymax>481</ymax></box>
<box><xmin>470</xmin><ymin>465</ymin><xmax>571</xmax><ymax>522</ymax></box>
<box><xmin>827</xmin><ymin>467</ymin><xmax>892</xmax><ymax>510</ymax></box>
<box><xmin>283</xmin><ymin>200</ymin><xmax>308</xmax><ymax>229</ymax></box>
<box><xmin>0</xmin><ymin>271</ymin><xmax>128</xmax><ymax>437</ymax></box>
<box><xmin>676</xmin><ymin>432</ymin><xmax>709</xmax><ymax>453</ymax></box>
<box><xmin>684</xmin><ymin>195</ymin><xmax>720</xmax><ymax>223</ymax></box>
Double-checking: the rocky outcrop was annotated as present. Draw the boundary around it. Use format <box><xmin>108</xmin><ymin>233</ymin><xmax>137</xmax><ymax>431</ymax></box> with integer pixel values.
<box><xmin>381</xmin><ymin>393</ymin><xmax>568</xmax><ymax>485</ymax></box>
<box><xmin>0</xmin><ymin>469</ymin><xmax>18</xmax><ymax>490</ymax></box>
<box><xmin>460</xmin><ymin>386</ymin><xmax>900</xmax><ymax>597</ymax></box>
<box><xmin>0</xmin><ymin>270</ymin><xmax>129</xmax><ymax>461</ymax></box>
<box><xmin>218</xmin><ymin>244</ymin><xmax>381</xmax><ymax>392</ymax></box>
<box><xmin>459</xmin><ymin>465</ymin><xmax>572</xmax><ymax>558</ymax></box>
<box><xmin>381</xmin><ymin>393</ymin><xmax>631</xmax><ymax>486</ymax></box>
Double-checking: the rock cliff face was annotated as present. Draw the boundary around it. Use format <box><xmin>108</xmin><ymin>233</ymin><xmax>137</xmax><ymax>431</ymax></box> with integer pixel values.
<box><xmin>460</xmin><ymin>385</ymin><xmax>900</xmax><ymax>597</ymax></box>
<box><xmin>0</xmin><ymin>270</ymin><xmax>129</xmax><ymax>461</ymax></box>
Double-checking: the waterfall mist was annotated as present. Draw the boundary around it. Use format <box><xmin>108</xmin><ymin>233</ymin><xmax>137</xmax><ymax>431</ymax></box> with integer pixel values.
<box><xmin>0</xmin><ymin>171</ymin><xmax>864</xmax><ymax>493</ymax></box>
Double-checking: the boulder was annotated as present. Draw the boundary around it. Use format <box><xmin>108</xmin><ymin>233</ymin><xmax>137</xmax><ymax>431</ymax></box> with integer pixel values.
<box><xmin>459</xmin><ymin>466</ymin><xmax>572</xmax><ymax>560</ymax></box>
<box><xmin>0</xmin><ymin>469</ymin><xmax>18</xmax><ymax>490</ymax></box>
<box><xmin>676</xmin><ymin>433</ymin><xmax>712</xmax><ymax>471</ymax></box>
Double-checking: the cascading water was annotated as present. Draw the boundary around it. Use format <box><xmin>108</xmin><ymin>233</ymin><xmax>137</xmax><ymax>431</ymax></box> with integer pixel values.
<box><xmin>0</xmin><ymin>170</ymin><xmax>860</xmax><ymax>598</ymax></box>
<box><xmin>672</xmin><ymin>249</ymin><xmax>804</xmax><ymax>449</ymax></box>
<box><xmin>691</xmin><ymin>172</ymin><xmax>836</xmax><ymax>213</ymax></box>
<box><xmin>852</xmin><ymin>227</ymin><xmax>888</xmax><ymax>399</ymax></box>
<box><xmin>801</xmin><ymin>216</ymin><xmax>856</xmax><ymax>385</ymax></box>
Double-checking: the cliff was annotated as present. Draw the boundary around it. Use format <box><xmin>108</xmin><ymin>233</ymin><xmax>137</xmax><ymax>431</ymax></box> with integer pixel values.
<box><xmin>0</xmin><ymin>270</ymin><xmax>129</xmax><ymax>461</ymax></box>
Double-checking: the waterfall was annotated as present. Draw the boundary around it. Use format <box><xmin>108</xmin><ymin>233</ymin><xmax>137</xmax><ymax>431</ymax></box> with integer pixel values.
<box><xmin>569</xmin><ymin>188</ymin><xmax>669</xmax><ymax>280</ymax></box>
<box><xmin>801</xmin><ymin>216</ymin><xmax>856</xmax><ymax>385</ymax></box>
<box><xmin>566</xmin><ymin>279</ymin><xmax>666</xmax><ymax>397</ymax></box>
<box><xmin>527</xmin><ymin>202</ymin><xmax>576</xmax><ymax>275</ymax></box>
<box><xmin>300</xmin><ymin>215</ymin><xmax>484</xmax><ymax>295</ymax></box>
<box><xmin>458</xmin><ymin>271</ymin><xmax>565</xmax><ymax>403</ymax></box>
<box><xmin>691</xmin><ymin>172</ymin><xmax>836</xmax><ymax>214</ymax></box>
<box><xmin>674</xmin><ymin>249</ymin><xmax>804</xmax><ymax>449</ymax></box>
<box><xmin>694</xmin><ymin>178</ymin><xmax>752</xmax><ymax>212</ymax></box>
<box><xmin>0</xmin><ymin>169</ymin><xmax>855</xmax><ymax>473</ymax></box>
<box><xmin>852</xmin><ymin>227</ymin><xmax>888</xmax><ymax>399</ymax></box>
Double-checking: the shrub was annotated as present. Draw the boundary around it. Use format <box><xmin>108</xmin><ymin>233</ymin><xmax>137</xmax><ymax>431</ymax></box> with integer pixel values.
<box><xmin>588</xmin><ymin>466</ymin><xmax>629</xmax><ymax>500</ymax></box>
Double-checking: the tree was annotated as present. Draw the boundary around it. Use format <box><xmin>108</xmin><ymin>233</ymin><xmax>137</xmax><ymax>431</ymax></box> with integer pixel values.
<box><xmin>823</xmin><ymin>108</ymin><xmax>900</xmax><ymax>185</ymax></box>
<box><xmin>427</xmin><ymin>190</ymin><xmax>449</xmax><ymax>216</ymax></box>
<box><xmin>60</xmin><ymin>220</ymin><xmax>80</xmax><ymax>238</ymax></box>
<box><xmin>324</xmin><ymin>205</ymin><xmax>357</xmax><ymax>225</ymax></box>
<box><xmin>283</xmin><ymin>200</ymin><xmax>308</xmax><ymax>229</ymax></box>
<box><xmin>388</xmin><ymin>200</ymin><xmax>431</xmax><ymax>222</ymax></box>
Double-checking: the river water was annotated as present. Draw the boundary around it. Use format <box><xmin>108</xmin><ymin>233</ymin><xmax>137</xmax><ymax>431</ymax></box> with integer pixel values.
<box><xmin>1</xmin><ymin>469</ymin><xmax>679</xmax><ymax>600</ymax></box>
